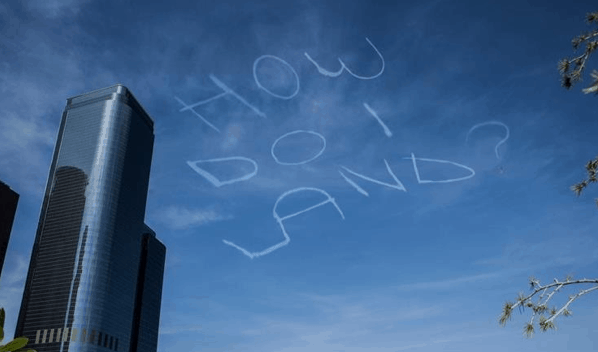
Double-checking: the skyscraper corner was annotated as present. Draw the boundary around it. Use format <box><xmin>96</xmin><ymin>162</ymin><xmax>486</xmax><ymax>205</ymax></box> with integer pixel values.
<box><xmin>15</xmin><ymin>85</ymin><xmax>166</xmax><ymax>352</ymax></box>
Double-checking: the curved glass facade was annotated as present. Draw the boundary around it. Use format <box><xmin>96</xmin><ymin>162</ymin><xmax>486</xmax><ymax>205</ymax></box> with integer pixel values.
<box><xmin>15</xmin><ymin>85</ymin><xmax>165</xmax><ymax>352</ymax></box>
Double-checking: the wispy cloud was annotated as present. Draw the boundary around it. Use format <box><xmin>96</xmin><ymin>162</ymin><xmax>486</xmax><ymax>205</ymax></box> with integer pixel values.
<box><xmin>159</xmin><ymin>325</ymin><xmax>206</xmax><ymax>335</ymax></box>
<box><xmin>393</xmin><ymin>331</ymin><xmax>505</xmax><ymax>351</ymax></box>
<box><xmin>158</xmin><ymin>286</ymin><xmax>504</xmax><ymax>352</ymax></box>
<box><xmin>24</xmin><ymin>0</ymin><xmax>92</xmax><ymax>19</ymax></box>
<box><xmin>0</xmin><ymin>253</ymin><xmax>28</xmax><ymax>288</ymax></box>
<box><xmin>475</xmin><ymin>224</ymin><xmax>598</xmax><ymax>270</ymax></box>
<box><xmin>155</xmin><ymin>205</ymin><xmax>233</xmax><ymax>230</ymax></box>
<box><xmin>0</xmin><ymin>112</ymin><xmax>56</xmax><ymax>196</ymax></box>
<box><xmin>0</xmin><ymin>113</ymin><xmax>55</xmax><ymax>153</ymax></box>
<box><xmin>0</xmin><ymin>254</ymin><xmax>29</xmax><ymax>341</ymax></box>
<box><xmin>0</xmin><ymin>5</ymin><xmax>119</xmax><ymax>196</ymax></box>
<box><xmin>394</xmin><ymin>272</ymin><xmax>504</xmax><ymax>291</ymax></box>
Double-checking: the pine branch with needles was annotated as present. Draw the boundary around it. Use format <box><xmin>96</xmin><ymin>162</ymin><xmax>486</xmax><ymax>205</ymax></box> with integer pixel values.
<box><xmin>499</xmin><ymin>276</ymin><xmax>598</xmax><ymax>338</ymax></box>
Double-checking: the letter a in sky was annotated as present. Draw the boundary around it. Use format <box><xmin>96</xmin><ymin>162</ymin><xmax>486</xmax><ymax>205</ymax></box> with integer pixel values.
<box><xmin>222</xmin><ymin>187</ymin><xmax>345</xmax><ymax>259</ymax></box>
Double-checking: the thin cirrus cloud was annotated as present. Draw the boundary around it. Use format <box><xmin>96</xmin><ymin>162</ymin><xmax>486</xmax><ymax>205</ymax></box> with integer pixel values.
<box><xmin>0</xmin><ymin>254</ymin><xmax>29</xmax><ymax>341</ymax></box>
<box><xmin>23</xmin><ymin>0</ymin><xmax>92</xmax><ymax>19</ymax></box>
<box><xmin>475</xmin><ymin>232</ymin><xmax>598</xmax><ymax>270</ymax></box>
<box><xmin>161</xmin><ymin>303</ymin><xmax>494</xmax><ymax>352</ymax></box>
<box><xmin>157</xmin><ymin>288</ymin><xmax>453</xmax><ymax>350</ymax></box>
<box><xmin>156</xmin><ymin>205</ymin><xmax>233</xmax><ymax>230</ymax></box>
<box><xmin>393</xmin><ymin>272</ymin><xmax>505</xmax><ymax>291</ymax></box>
<box><xmin>0</xmin><ymin>113</ymin><xmax>56</xmax><ymax>197</ymax></box>
<box><xmin>0</xmin><ymin>114</ymin><xmax>55</xmax><ymax>153</ymax></box>
<box><xmin>158</xmin><ymin>325</ymin><xmax>206</xmax><ymax>335</ymax></box>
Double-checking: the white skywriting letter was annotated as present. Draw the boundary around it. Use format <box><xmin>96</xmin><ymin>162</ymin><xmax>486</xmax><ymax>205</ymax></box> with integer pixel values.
<box><xmin>465</xmin><ymin>121</ymin><xmax>510</xmax><ymax>159</ymax></box>
<box><xmin>253</xmin><ymin>55</ymin><xmax>300</xmax><ymax>100</ymax></box>
<box><xmin>187</xmin><ymin>156</ymin><xmax>258</xmax><ymax>187</ymax></box>
<box><xmin>271</xmin><ymin>130</ymin><xmax>326</xmax><ymax>165</ymax></box>
<box><xmin>363</xmin><ymin>102</ymin><xmax>392</xmax><ymax>137</ymax></box>
<box><xmin>405</xmin><ymin>153</ymin><xmax>475</xmax><ymax>184</ymax></box>
<box><xmin>175</xmin><ymin>74</ymin><xmax>266</xmax><ymax>133</ymax></box>
<box><xmin>339</xmin><ymin>159</ymin><xmax>406</xmax><ymax>196</ymax></box>
<box><xmin>222</xmin><ymin>187</ymin><xmax>345</xmax><ymax>259</ymax></box>
<box><xmin>304</xmin><ymin>37</ymin><xmax>385</xmax><ymax>80</ymax></box>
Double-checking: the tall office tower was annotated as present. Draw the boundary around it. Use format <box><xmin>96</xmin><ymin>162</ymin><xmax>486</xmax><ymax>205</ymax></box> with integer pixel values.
<box><xmin>15</xmin><ymin>85</ymin><xmax>166</xmax><ymax>352</ymax></box>
<box><xmin>0</xmin><ymin>179</ymin><xmax>19</xmax><ymax>281</ymax></box>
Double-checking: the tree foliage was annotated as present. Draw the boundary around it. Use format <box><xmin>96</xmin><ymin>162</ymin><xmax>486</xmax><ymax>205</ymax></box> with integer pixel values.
<box><xmin>499</xmin><ymin>11</ymin><xmax>598</xmax><ymax>338</ymax></box>
<box><xmin>0</xmin><ymin>308</ymin><xmax>35</xmax><ymax>352</ymax></box>
<box><xmin>499</xmin><ymin>276</ymin><xmax>598</xmax><ymax>338</ymax></box>
<box><xmin>558</xmin><ymin>11</ymin><xmax>598</xmax><ymax>207</ymax></box>
<box><xmin>558</xmin><ymin>11</ymin><xmax>598</xmax><ymax>93</ymax></box>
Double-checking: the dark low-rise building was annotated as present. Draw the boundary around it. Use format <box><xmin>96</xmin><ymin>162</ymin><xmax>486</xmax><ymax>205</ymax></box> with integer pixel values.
<box><xmin>0</xmin><ymin>180</ymin><xmax>19</xmax><ymax>281</ymax></box>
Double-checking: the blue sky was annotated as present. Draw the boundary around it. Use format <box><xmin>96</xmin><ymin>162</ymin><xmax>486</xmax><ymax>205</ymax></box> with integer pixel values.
<box><xmin>1</xmin><ymin>0</ymin><xmax>598</xmax><ymax>351</ymax></box>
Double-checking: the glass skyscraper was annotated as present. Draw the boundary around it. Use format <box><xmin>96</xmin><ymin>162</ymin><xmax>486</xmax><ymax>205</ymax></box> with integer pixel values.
<box><xmin>14</xmin><ymin>85</ymin><xmax>166</xmax><ymax>352</ymax></box>
<box><xmin>0</xmin><ymin>179</ymin><xmax>19</xmax><ymax>281</ymax></box>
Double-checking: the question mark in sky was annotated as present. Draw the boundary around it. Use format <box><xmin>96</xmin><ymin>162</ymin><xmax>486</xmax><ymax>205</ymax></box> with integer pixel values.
<box><xmin>465</xmin><ymin>120</ymin><xmax>510</xmax><ymax>159</ymax></box>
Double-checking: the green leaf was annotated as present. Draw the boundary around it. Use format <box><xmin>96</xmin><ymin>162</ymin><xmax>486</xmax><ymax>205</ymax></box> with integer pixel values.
<box><xmin>0</xmin><ymin>326</ymin><xmax>3</xmax><ymax>342</ymax></box>
<box><xmin>0</xmin><ymin>308</ymin><xmax>5</xmax><ymax>329</ymax></box>
<box><xmin>0</xmin><ymin>337</ymin><xmax>29</xmax><ymax>352</ymax></box>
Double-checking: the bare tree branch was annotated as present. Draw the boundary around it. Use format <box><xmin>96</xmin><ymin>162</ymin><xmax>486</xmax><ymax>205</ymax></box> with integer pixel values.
<box><xmin>570</xmin><ymin>155</ymin><xmax>598</xmax><ymax>206</ymax></box>
<box><xmin>499</xmin><ymin>276</ymin><xmax>598</xmax><ymax>338</ymax></box>
<box><xmin>499</xmin><ymin>9</ymin><xmax>598</xmax><ymax>340</ymax></box>
<box><xmin>559</xmin><ymin>11</ymin><xmax>598</xmax><ymax>206</ymax></box>
<box><xmin>543</xmin><ymin>285</ymin><xmax>598</xmax><ymax>327</ymax></box>
<box><xmin>559</xmin><ymin>12</ymin><xmax>598</xmax><ymax>94</ymax></box>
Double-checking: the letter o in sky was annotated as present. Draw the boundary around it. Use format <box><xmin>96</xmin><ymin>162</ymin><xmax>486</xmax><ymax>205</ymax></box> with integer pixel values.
<box><xmin>271</xmin><ymin>130</ymin><xmax>326</xmax><ymax>165</ymax></box>
<box><xmin>253</xmin><ymin>55</ymin><xmax>300</xmax><ymax>100</ymax></box>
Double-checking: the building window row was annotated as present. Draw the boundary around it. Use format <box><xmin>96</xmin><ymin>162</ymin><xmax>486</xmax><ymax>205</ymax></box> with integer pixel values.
<box><xmin>34</xmin><ymin>327</ymin><xmax>119</xmax><ymax>351</ymax></box>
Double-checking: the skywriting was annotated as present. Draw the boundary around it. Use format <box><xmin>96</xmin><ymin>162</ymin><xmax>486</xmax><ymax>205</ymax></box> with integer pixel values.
<box><xmin>14</xmin><ymin>85</ymin><xmax>166</xmax><ymax>352</ymax></box>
